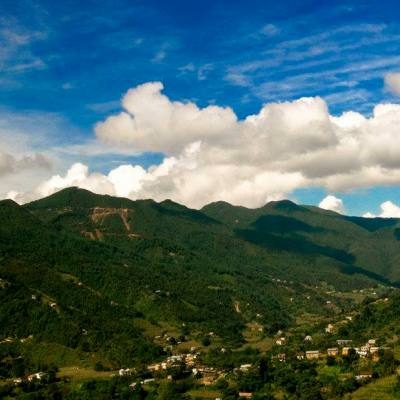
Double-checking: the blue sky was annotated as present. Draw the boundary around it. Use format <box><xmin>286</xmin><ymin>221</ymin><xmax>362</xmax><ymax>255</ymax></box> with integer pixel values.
<box><xmin>1</xmin><ymin>0</ymin><xmax>400</xmax><ymax>216</ymax></box>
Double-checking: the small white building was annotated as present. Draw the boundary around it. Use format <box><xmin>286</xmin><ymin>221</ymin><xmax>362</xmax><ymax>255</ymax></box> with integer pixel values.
<box><xmin>27</xmin><ymin>372</ymin><xmax>45</xmax><ymax>382</ymax></box>
<box><xmin>355</xmin><ymin>374</ymin><xmax>372</xmax><ymax>381</ymax></box>
<box><xmin>240</xmin><ymin>364</ymin><xmax>252</xmax><ymax>371</ymax></box>
<box><xmin>119</xmin><ymin>368</ymin><xmax>132</xmax><ymax>376</ymax></box>
<box><xmin>325</xmin><ymin>324</ymin><xmax>334</xmax><ymax>334</ymax></box>
<box><xmin>276</xmin><ymin>337</ymin><xmax>286</xmax><ymax>345</ymax></box>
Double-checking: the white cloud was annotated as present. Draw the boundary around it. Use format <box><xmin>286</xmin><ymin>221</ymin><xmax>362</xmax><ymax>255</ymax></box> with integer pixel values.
<box><xmin>384</xmin><ymin>72</ymin><xmax>400</xmax><ymax>96</ymax></box>
<box><xmin>0</xmin><ymin>18</ymin><xmax>47</xmax><ymax>76</ymax></box>
<box><xmin>95</xmin><ymin>82</ymin><xmax>238</xmax><ymax>153</ymax></box>
<box><xmin>319</xmin><ymin>195</ymin><xmax>344</xmax><ymax>214</ymax></box>
<box><xmin>363</xmin><ymin>201</ymin><xmax>400</xmax><ymax>218</ymax></box>
<box><xmin>8</xmin><ymin>81</ymin><xmax>400</xmax><ymax>210</ymax></box>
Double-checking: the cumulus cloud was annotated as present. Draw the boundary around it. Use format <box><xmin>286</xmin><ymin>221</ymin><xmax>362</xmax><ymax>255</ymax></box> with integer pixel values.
<box><xmin>0</xmin><ymin>151</ymin><xmax>51</xmax><ymax>177</ymax></box>
<box><xmin>9</xmin><ymin>81</ymin><xmax>400</xmax><ymax>209</ymax></box>
<box><xmin>363</xmin><ymin>201</ymin><xmax>400</xmax><ymax>218</ymax></box>
<box><xmin>95</xmin><ymin>82</ymin><xmax>238</xmax><ymax>153</ymax></box>
<box><xmin>319</xmin><ymin>195</ymin><xmax>344</xmax><ymax>214</ymax></box>
<box><xmin>384</xmin><ymin>72</ymin><xmax>400</xmax><ymax>95</ymax></box>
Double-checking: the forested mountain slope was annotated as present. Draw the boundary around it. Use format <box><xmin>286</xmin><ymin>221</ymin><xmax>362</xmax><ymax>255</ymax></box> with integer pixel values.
<box><xmin>202</xmin><ymin>199</ymin><xmax>400</xmax><ymax>283</ymax></box>
<box><xmin>1</xmin><ymin>187</ymin><xmax>400</xmax><ymax>372</ymax></box>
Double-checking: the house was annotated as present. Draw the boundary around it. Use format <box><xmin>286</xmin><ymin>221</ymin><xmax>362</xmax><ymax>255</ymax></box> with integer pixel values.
<box><xmin>325</xmin><ymin>324</ymin><xmax>334</xmax><ymax>333</ymax></box>
<box><xmin>306</xmin><ymin>351</ymin><xmax>319</xmax><ymax>360</ymax></box>
<box><xmin>119</xmin><ymin>368</ymin><xmax>132</xmax><ymax>376</ymax></box>
<box><xmin>27</xmin><ymin>372</ymin><xmax>45</xmax><ymax>382</ymax></box>
<box><xmin>368</xmin><ymin>339</ymin><xmax>377</xmax><ymax>346</ymax></box>
<box><xmin>147</xmin><ymin>363</ymin><xmax>161</xmax><ymax>372</ymax></box>
<box><xmin>355</xmin><ymin>374</ymin><xmax>372</xmax><ymax>381</ymax></box>
<box><xmin>296</xmin><ymin>352</ymin><xmax>305</xmax><ymax>360</ymax></box>
<box><xmin>20</xmin><ymin>335</ymin><xmax>33</xmax><ymax>343</ymax></box>
<box><xmin>337</xmin><ymin>339</ymin><xmax>352</xmax><ymax>346</ymax></box>
<box><xmin>239</xmin><ymin>393</ymin><xmax>253</xmax><ymax>399</ymax></box>
<box><xmin>240</xmin><ymin>364</ymin><xmax>252</xmax><ymax>371</ymax></box>
<box><xmin>370</xmin><ymin>346</ymin><xmax>380</xmax><ymax>354</ymax></box>
<box><xmin>129</xmin><ymin>382</ymin><xmax>138</xmax><ymax>390</ymax></box>
<box><xmin>276</xmin><ymin>337</ymin><xmax>286</xmax><ymax>345</ymax></box>
<box><xmin>327</xmin><ymin>348</ymin><xmax>339</xmax><ymax>357</ymax></box>
<box><xmin>277</xmin><ymin>353</ymin><xmax>286</xmax><ymax>362</ymax></box>
<box><xmin>272</xmin><ymin>353</ymin><xmax>286</xmax><ymax>362</ymax></box>
<box><xmin>342</xmin><ymin>347</ymin><xmax>351</xmax><ymax>356</ymax></box>
<box><xmin>356</xmin><ymin>348</ymin><xmax>368</xmax><ymax>358</ymax></box>
<box><xmin>304</xmin><ymin>335</ymin><xmax>313</xmax><ymax>342</ymax></box>
<box><xmin>141</xmin><ymin>378</ymin><xmax>155</xmax><ymax>385</ymax></box>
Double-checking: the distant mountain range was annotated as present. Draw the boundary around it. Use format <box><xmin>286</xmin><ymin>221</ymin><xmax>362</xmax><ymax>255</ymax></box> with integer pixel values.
<box><xmin>1</xmin><ymin>187</ymin><xmax>400</xmax><ymax>368</ymax></box>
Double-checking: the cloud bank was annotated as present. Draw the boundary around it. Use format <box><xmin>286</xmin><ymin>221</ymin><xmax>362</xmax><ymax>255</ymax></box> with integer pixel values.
<box><xmin>7</xmin><ymin>81</ymin><xmax>400</xmax><ymax>210</ymax></box>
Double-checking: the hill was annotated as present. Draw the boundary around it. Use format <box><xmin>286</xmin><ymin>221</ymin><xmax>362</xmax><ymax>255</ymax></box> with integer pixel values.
<box><xmin>202</xmin><ymin>199</ymin><xmax>400</xmax><ymax>284</ymax></box>
<box><xmin>0</xmin><ymin>188</ymin><xmax>399</xmax><ymax>371</ymax></box>
<box><xmin>2</xmin><ymin>188</ymin><xmax>400</xmax><ymax>398</ymax></box>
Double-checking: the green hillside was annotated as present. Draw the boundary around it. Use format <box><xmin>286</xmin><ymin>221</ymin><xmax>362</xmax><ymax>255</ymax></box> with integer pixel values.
<box><xmin>202</xmin><ymin>199</ymin><xmax>400</xmax><ymax>283</ymax></box>
<box><xmin>1</xmin><ymin>188</ymin><xmax>400</xmax><ymax>398</ymax></box>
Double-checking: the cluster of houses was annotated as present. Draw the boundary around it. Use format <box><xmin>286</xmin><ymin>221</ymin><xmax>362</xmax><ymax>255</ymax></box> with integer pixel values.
<box><xmin>273</xmin><ymin>337</ymin><xmax>387</xmax><ymax>363</ymax></box>
<box><xmin>126</xmin><ymin>351</ymin><xmax>226</xmax><ymax>389</ymax></box>
<box><xmin>0</xmin><ymin>335</ymin><xmax>34</xmax><ymax>345</ymax></box>
<box><xmin>147</xmin><ymin>352</ymin><xmax>199</xmax><ymax>373</ymax></box>
<box><xmin>11</xmin><ymin>371</ymin><xmax>47</xmax><ymax>386</ymax></box>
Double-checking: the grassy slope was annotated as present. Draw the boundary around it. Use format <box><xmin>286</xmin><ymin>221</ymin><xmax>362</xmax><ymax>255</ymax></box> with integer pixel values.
<box><xmin>346</xmin><ymin>375</ymin><xmax>399</xmax><ymax>400</ymax></box>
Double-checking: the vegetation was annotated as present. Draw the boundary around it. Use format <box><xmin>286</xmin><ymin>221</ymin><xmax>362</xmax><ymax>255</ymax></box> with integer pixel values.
<box><xmin>1</xmin><ymin>187</ymin><xmax>400</xmax><ymax>398</ymax></box>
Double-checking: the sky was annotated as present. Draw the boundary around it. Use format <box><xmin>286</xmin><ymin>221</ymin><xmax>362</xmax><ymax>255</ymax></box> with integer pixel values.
<box><xmin>1</xmin><ymin>0</ymin><xmax>400</xmax><ymax>216</ymax></box>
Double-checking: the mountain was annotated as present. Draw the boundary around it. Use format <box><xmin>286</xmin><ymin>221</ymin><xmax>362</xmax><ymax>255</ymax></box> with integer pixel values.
<box><xmin>202</xmin><ymin>199</ymin><xmax>400</xmax><ymax>284</ymax></box>
<box><xmin>1</xmin><ymin>187</ymin><xmax>400</xmax><ymax>375</ymax></box>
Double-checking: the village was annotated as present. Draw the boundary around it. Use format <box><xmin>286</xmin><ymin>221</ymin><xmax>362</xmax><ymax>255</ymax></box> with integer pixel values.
<box><xmin>0</xmin><ymin>282</ymin><xmax>398</xmax><ymax>399</ymax></box>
